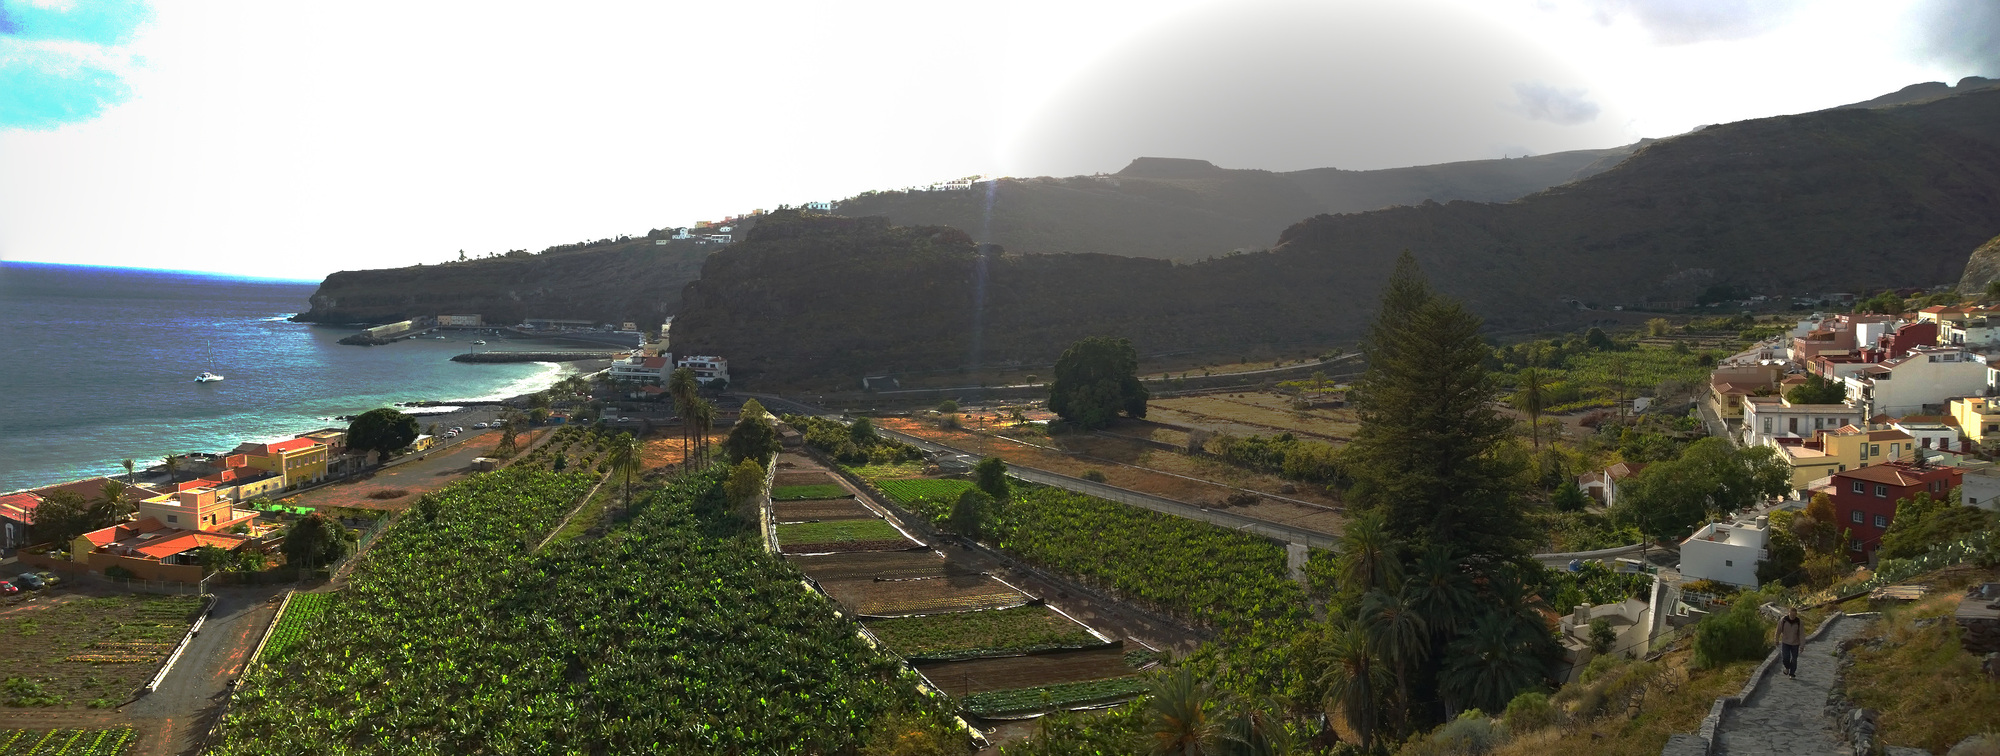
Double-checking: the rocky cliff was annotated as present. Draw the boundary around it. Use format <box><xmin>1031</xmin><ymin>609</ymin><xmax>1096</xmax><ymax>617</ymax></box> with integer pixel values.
<box><xmin>1956</xmin><ymin>233</ymin><xmax>2000</xmax><ymax>295</ymax></box>
<box><xmin>292</xmin><ymin>237</ymin><xmax>714</xmax><ymax>329</ymax></box>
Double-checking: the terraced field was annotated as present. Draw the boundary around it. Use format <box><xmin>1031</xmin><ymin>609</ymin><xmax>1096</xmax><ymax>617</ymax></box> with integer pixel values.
<box><xmin>793</xmin><ymin>551</ymin><xmax>980</xmax><ymax>583</ymax></box>
<box><xmin>916</xmin><ymin>646</ymin><xmax>1139</xmax><ymax>698</ymax></box>
<box><xmin>773</xmin><ymin>483</ymin><xmax>850</xmax><ymax>500</ymax></box>
<box><xmin>866</xmin><ymin>606</ymin><xmax>1101</xmax><ymax>659</ymax></box>
<box><xmin>776</xmin><ymin>519</ymin><xmax>917</xmax><ymax>553</ymax></box>
<box><xmin>822</xmin><ymin>574</ymin><xmax>1030</xmax><ymax>617</ymax></box>
<box><xmin>774</xmin><ymin>498</ymin><xmax>874</xmax><ymax>522</ymax></box>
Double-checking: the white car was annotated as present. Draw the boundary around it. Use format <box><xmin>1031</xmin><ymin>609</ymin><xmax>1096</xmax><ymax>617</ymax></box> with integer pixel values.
<box><xmin>473</xmin><ymin>422</ymin><xmax>489</xmax><ymax>428</ymax></box>
<box><xmin>451</xmin><ymin>427</ymin><xmax>464</xmax><ymax>433</ymax></box>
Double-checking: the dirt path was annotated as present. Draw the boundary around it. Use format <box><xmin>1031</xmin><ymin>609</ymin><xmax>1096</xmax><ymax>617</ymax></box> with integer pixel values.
<box><xmin>119</xmin><ymin>586</ymin><xmax>285</xmax><ymax>756</ymax></box>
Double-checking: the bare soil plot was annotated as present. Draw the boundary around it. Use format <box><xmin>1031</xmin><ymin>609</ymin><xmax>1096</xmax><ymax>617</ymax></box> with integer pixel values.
<box><xmin>774</xmin><ymin>498</ymin><xmax>874</xmax><ymax>522</ymax></box>
<box><xmin>775</xmin><ymin>471</ymin><xmax>837</xmax><ymax>487</ymax></box>
<box><xmin>916</xmin><ymin>646</ymin><xmax>1136</xmax><ymax>697</ymax></box>
<box><xmin>793</xmin><ymin>551</ymin><xmax>980</xmax><ymax>583</ymax></box>
<box><xmin>821</xmin><ymin>574</ymin><xmax>1028</xmax><ymax>617</ymax></box>
<box><xmin>1149</xmin><ymin>393</ymin><xmax>1359</xmax><ymax>440</ymax></box>
<box><xmin>0</xmin><ymin>595</ymin><xmax>201</xmax><ymax>709</ymax></box>
<box><xmin>878</xmin><ymin>418</ymin><xmax>1346</xmax><ymax>533</ymax></box>
<box><xmin>865</xmin><ymin>605</ymin><xmax>1098</xmax><ymax>657</ymax></box>
<box><xmin>637</xmin><ymin>433</ymin><xmax>726</xmax><ymax>471</ymax></box>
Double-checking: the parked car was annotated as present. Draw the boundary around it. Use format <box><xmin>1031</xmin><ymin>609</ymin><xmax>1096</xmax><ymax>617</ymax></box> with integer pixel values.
<box><xmin>33</xmin><ymin>572</ymin><xmax>59</xmax><ymax>586</ymax></box>
<box><xmin>0</xmin><ymin>580</ymin><xmax>18</xmax><ymax>595</ymax></box>
<box><xmin>452</xmin><ymin>426</ymin><xmax>464</xmax><ymax>433</ymax></box>
<box><xmin>14</xmin><ymin>574</ymin><xmax>45</xmax><ymax>590</ymax></box>
<box><xmin>474</xmin><ymin>422</ymin><xmax>489</xmax><ymax>428</ymax></box>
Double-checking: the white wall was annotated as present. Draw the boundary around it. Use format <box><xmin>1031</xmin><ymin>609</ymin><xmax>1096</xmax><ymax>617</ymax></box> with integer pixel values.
<box><xmin>1853</xmin><ymin>352</ymin><xmax>1989</xmax><ymax>417</ymax></box>
<box><xmin>1680</xmin><ymin>525</ymin><xmax>1765</xmax><ymax>588</ymax></box>
<box><xmin>1963</xmin><ymin>468</ymin><xmax>2000</xmax><ymax>511</ymax></box>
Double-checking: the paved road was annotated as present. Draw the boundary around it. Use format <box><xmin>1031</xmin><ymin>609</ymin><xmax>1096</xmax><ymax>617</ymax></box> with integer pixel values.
<box><xmin>750</xmin><ymin>393</ymin><xmax>1338</xmax><ymax>549</ymax></box>
<box><xmin>1712</xmin><ymin>616</ymin><xmax>1866</xmax><ymax>756</ymax></box>
<box><xmin>122</xmin><ymin>586</ymin><xmax>285</xmax><ymax>756</ymax></box>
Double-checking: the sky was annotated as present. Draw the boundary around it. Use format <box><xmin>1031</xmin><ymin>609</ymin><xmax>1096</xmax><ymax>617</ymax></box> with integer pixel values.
<box><xmin>0</xmin><ymin>0</ymin><xmax>1995</xmax><ymax>281</ymax></box>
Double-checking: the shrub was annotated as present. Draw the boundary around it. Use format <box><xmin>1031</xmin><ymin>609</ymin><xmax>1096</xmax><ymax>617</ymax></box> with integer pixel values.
<box><xmin>1589</xmin><ymin>617</ymin><xmax>1616</xmax><ymax>654</ymax></box>
<box><xmin>1427</xmin><ymin>710</ymin><xmax>1507</xmax><ymax>755</ymax></box>
<box><xmin>1694</xmin><ymin>598</ymin><xmax>1770</xmax><ymax>669</ymax></box>
<box><xmin>1502</xmin><ymin>691</ymin><xmax>1557</xmax><ymax>733</ymax></box>
<box><xmin>1081</xmin><ymin>469</ymin><xmax>1107</xmax><ymax>482</ymax></box>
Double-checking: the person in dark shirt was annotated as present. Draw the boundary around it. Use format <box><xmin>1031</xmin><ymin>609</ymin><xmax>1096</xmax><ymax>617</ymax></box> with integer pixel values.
<box><xmin>1777</xmin><ymin>606</ymin><xmax>1804</xmax><ymax>677</ymax></box>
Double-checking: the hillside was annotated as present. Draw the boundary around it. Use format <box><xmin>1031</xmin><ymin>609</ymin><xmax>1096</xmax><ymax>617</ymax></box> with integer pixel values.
<box><xmin>1956</xmin><ymin>232</ymin><xmax>2000</xmax><ymax>294</ymax></box>
<box><xmin>677</xmin><ymin>89</ymin><xmax>2000</xmax><ymax>389</ymax></box>
<box><xmin>832</xmin><ymin>146</ymin><xmax>1640</xmax><ymax>261</ymax></box>
<box><xmin>291</xmin><ymin>236</ymin><xmax>716</xmax><ymax>329</ymax></box>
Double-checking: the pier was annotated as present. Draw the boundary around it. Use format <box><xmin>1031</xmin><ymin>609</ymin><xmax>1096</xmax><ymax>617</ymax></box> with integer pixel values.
<box><xmin>450</xmin><ymin>351</ymin><xmax>619</xmax><ymax>363</ymax></box>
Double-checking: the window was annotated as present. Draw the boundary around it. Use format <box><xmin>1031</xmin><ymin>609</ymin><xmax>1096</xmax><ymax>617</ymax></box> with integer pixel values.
<box><xmin>1852</xmin><ymin>481</ymin><xmax>1866</xmax><ymax>494</ymax></box>
<box><xmin>166</xmin><ymin>515</ymin><xmax>178</xmax><ymax>523</ymax></box>
<box><xmin>1870</xmin><ymin>444</ymin><xmax>1881</xmax><ymax>456</ymax></box>
<box><xmin>1851</xmin><ymin>538</ymin><xmax>1864</xmax><ymax>552</ymax></box>
<box><xmin>1789</xmin><ymin>417</ymin><xmax>1799</xmax><ymax>434</ymax></box>
<box><xmin>1923</xmin><ymin>437</ymin><xmax>1933</xmax><ymax>448</ymax></box>
<box><xmin>1764</xmin><ymin>418</ymin><xmax>1773</xmax><ymax>434</ymax></box>
<box><xmin>1877</xmin><ymin>485</ymin><xmax>1890</xmax><ymax>497</ymax></box>
<box><xmin>1852</xmin><ymin>510</ymin><xmax>1864</xmax><ymax>523</ymax></box>
<box><xmin>1725</xmin><ymin>559</ymin><xmax>1734</xmax><ymax>567</ymax></box>
<box><xmin>1875</xmin><ymin>515</ymin><xmax>1889</xmax><ymax>528</ymax></box>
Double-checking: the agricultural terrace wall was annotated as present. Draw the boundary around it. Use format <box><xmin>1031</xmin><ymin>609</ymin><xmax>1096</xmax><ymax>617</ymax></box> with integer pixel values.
<box><xmin>84</xmin><ymin>553</ymin><xmax>205</xmax><ymax>583</ymax></box>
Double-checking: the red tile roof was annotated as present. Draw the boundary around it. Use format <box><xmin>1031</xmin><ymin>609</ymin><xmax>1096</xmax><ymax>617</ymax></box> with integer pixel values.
<box><xmin>642</xmin><ymin>356</ymin><xmax>668</xmax><ymax>369</ymax></box>
<box><xmin>1835</xmin><ymin>463</ymin><xmax>1957</xmax><ymax>487</ymax></box>
<box><xmin>263</xmin><ymin>437</ymin><xmax>319</xmax><ymax>454</ymax></box>
<box><xmin>0</xmin><ymin>492</ymin><xmax>42</xmax><ymax>523</ymax></box>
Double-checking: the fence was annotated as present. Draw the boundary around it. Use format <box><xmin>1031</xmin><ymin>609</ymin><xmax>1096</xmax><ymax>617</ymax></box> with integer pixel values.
<box><xmin>76</xmin><ymin>571</ymin><xmax>205</xmax><ymax>595</ymax></box>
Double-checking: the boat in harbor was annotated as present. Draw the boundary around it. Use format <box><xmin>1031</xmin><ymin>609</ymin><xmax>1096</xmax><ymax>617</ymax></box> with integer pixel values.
<box><xmin>195</xmin><ymin>371</ymin><xmax>224</xmax><ymax>383</ymax></box>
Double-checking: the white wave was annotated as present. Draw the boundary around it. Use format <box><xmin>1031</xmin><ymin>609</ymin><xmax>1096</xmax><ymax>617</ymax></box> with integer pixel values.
<box><xmin>451</xmin><ymin>362</ymin><xmax>570</xmax><ymax>402</ymax></box>
<box><xmin>400</xmin><ymin>405</ymin><xmax>464</xmax><ymax>416</ymax></box>
<box><xmin>259</xmin><ymin>314</ymin><xmax>298</xmax><ymax>322</ymax></box>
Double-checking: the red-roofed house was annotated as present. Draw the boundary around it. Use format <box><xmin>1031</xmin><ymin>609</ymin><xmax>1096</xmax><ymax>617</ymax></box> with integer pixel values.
<box><xmin>1</xmin><ymin>491</ymin><xmax>42</xmax><ymax>550</ymax></box>
<box><xmin>70</xmin><ymin>516</ymin><xmax>253</xmax><ymax>582</ymax></box>
<box><xmin>1816</xmin><ymin>460</ymin><xmax>1963</xmax><ymax>563</ymax></box>
<box><xmin>610</xmin><ymin>352</ymin><xmax>673</xmax><ymax>384</ymax></box>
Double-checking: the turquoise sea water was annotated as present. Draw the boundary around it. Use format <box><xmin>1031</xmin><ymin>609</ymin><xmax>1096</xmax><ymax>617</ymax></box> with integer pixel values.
<box><xmin>0</xmin><ymin>262</ymin><xmax>574</xmax><ymax>492</ymax></box>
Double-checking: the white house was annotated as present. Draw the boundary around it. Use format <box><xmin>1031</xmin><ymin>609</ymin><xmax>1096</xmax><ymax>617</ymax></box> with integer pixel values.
<box><xmin>1942</xmin><ymin>316</ymin><xmax>2000</xmax><ymax>349</ymax></box>
<box><xmin>671</xmin><ymin>227</ymin><xmax>693</xmax><ymax>240</ymax></box>
<box><xmin>1843</xmin><ymin>346</ymin><xmax>1988</xmax><ymax>418</ymax></box>
<box><xmin>1889</xmin><ymin>419</ymin><xmax>1960</xmax><ymax>453</ymax></box>
<box><xmin>804</xmin><ymin>201</ymin><xmax>834</xmax><ymax>212</ymax></box>
<box><xmin>676</xmin><ymin>355</ymin><xmax>729</xmax><ymax>385</ymax></box>
<box><xmin>610</xmin><ymin>354</ymin><xmax>672</xmax><ymax>384</ymax></box>
<box><xmin>1578</xmin><ymin>462</ymin><xmax>1647</xmax><ymax>507</ymax></box>
<box><xmin>705</xmin><ymin>234</ymin><xmax>733</xmax><ymax>244</ymax></box>
<box><xmin>1742</xmin><ymin>396</ymin><xmax>1864</xmax><ymax>447</ymax></box>
<box><xmin>1679</xmin><ymin>517</ymin><xmax>1769</xmax><ymax>588</ymax></box>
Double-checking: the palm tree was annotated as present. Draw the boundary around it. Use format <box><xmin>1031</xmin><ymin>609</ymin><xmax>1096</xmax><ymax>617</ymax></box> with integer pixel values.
<box><xmin>121</xmin><ymin>459</ymin><xmax>135</xmax><ymax>485</ymax></box>
<box><xmin>1218</xmin><ymin>695</ymin><xmax>1296</xmax><ymax>756</ymax></box>
<box><xmin>1361</xmin><ymin>589</ymin><xmax>1428</xmax><ymax>737</ymax></box>
<box><xmin>1141</xmin><ymin>667</ymin><xmax>1224</xmax><ymax>755</ymax></box>
<box><xmin>1438</xmin><ymin>612</ymin><xmax>1547</xmax><ymax>715</ymax></box>
<box><xmin>667</xmin><ymin>368</ymin><xmax>699</xmax><ymax>469</ymax></box>
<box><xmin>95</xmin><ymin>479</ymin><xmax>132</xmax><ymax>519</ymax></box>
<box><xmin>690</xmin><ymin>399</ymin><xmax>716</xmax><ymax>470</ymax></box>
<box><xmin>161</xmin><ymin>455</ymin><xmax>180</xmax><ymax>484</ymax></box>
<box><xmin>1515</xmin><ymin>367</ymin><xmax>1546</xmax><ymax>450</ymax></box>
<box><xmin>1337</xmin><ymin>511</ymin><xmax>1401</xmax><ymax>597</ymax></box>
<box><xmin>1318</xmin><ymin>624</ymin><xmax>1385</xmax><ymax>751</ymax></box>
<box><xmin>1405</xmin><ymin>545</ymin><xmax>1477</xmax><ymax>641</ymax></box>
<box><xmin>607</xmin><ymin>432</ymin><xmax>641</xmax><ymax>504</ymax></box>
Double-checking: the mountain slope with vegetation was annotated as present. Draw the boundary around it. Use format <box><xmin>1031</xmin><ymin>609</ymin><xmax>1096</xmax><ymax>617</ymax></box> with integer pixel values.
<box><xmin>834</xmin><ymin>146</ymin><xmax>1639</xmax><ymax>262</ymax></box>
<box><xmin>676</xmin><ymin>90</ymin><xmax>2000</xmax><ymax>390</ymax></box>
<box><xmin>292</xmin><ymin>235</ymin><xmax>716</xmax><ymax>329</ymax></box>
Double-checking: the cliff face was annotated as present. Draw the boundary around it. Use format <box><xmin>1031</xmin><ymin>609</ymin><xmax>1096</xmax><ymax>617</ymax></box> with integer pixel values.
<box><xmin>1956</xmin><ymin>233</ymin><xmax>2000</xmax><ymax>294</ymax></box>
<box><xmin>294</xmin><ymin>238</ymin><xmax>714</xmax><ymax>328</ymax></box>
<box><xmin>678</xmin><ymin>90</ymin><xmax>2000</xmax><ymax>390</ymax></box>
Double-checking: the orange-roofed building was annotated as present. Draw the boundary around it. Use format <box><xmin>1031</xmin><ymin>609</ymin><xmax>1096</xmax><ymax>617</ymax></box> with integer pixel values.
<box><xmin>1</xmin><ymin>491</ymin><xmax>43</xmax><ymax>549</ymax></box>
<box><xmin>70</xmin><ymin>516</ymin><xmax>254</xmax><ymax>582</ymax></box>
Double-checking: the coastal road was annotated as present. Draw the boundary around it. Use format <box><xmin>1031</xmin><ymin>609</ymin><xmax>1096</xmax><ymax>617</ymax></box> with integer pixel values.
<box><xmin>748</xmin><ymin>394</ymin><xmax>1339</xmax><ymax>550</ymax></box>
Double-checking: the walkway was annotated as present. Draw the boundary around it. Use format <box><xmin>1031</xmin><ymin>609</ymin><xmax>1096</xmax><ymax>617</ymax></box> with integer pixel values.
<box><xmin>1711</xmin><ymin>616</ymin><xmax>1867</xmax><ymax>756</ymax></box>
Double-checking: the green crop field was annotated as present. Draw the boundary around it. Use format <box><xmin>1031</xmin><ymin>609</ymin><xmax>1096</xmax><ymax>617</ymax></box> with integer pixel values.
<box><xmin>776</xmin><ymin>519</ymin><xmax>905</xmax><ymax>546</ymax></box>
<box><xmin>772</xmin><ymin>483</ymin><xmax>850</xmax><ymax>500</ymax></box>
<box><xmin>213</xmin><ymin>466</ymin><xmax>942</xmax><ymax>755</ymax></box>
<box><xmin>960</xmin><ymin>677</ymin><xmax>1150</xmax><ymax>717</ymax></box>
<box><xmin>866</xmin><ymin>606</ymin><xmax>1099</xmax><ymax>660</ymax></box>
<box><xmin>258</xmin><ymin>592</ymin><xmax>333</xmax><ymax>661</ymax></box>
<box><xmin>870</xmin><ymin>479</ymin><xmax>975</xmax><ymax>521</ymax></box>
<box><xmin>0</xmin><ymin>728</ymin><xmax>135</xmax><ymax>755</ymax></box>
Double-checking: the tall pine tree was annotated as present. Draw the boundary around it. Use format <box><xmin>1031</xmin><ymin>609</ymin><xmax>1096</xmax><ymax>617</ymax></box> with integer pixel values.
<box><xmin>1347</xmin><ymin>251</ymin><xmax>1532</xmax><ymax>565</ymax></box>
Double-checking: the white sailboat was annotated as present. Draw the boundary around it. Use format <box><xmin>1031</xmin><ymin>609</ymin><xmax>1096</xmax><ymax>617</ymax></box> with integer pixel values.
<box><xmin>195</xmin><ymin>346</ymin><xmax>225</xmax><ymax>383</ymax></box>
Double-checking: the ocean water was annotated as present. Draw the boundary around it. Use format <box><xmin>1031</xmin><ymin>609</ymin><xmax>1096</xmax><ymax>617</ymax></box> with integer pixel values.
<box><xmin>0</xmin><ymin>262</ymin><xmax>574</xmax><ymax>492</ymax></box>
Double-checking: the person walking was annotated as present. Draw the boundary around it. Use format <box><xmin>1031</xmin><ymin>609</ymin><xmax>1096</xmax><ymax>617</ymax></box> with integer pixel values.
<box><xmin>1778</xmin><ymin>606</ymin><xmax>1805</xmax><ymax>678</ymax></box>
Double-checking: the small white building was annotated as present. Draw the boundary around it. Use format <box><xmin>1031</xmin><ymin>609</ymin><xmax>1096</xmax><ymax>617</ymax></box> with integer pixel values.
<box><xmin>609</xmin><ymin>353</ymin><xmax>672</xmax><ymax>384</ymax></box>
<box><xmin>1742</xmin><ymin>397</ymin><xmax>1864</xmax><ymax>447</ymax></box>
<box><xmin>1889</xmin><ymin>419</ymin><xmax>1960</xmax><ymax>453</ymax></box>
<box><xmin>676</xmin><ymin>355</ymin><xmax>730</xmax><ymax>386</ymax></box>
<box><xmin>705</xmin><ymin>234</ymin><xmax>733</xmax><ymax>244</ymax></box>
<box><xmin>1679</xmin><ymin>517</ymin><xmax>1770</xmax><ymax>588</ymax></box>
<box><xmin>671</xmin><ymin>227</ymin><xmax>693</xmax><ymax>240</ymax></box>
<box><xmin>804</xmin><ymin>201</ymin><xmax>834</xmax><ymax>212</ymax></box>
<box><xmin>1844</xmin><ymin>346</ymin><xmax>1988</xmax><ymax>418</ymax></box>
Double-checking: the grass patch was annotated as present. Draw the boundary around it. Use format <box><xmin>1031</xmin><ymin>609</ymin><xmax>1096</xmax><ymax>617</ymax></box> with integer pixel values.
<box><xmin>549</xmin><ymin>487</ymin><xmax>615</xmax><ymax>545</ymax></box>
<box><xmin>776</xmin><ymin>519</ymin><xmax>905</xmax><ymax>546</ymax></box>
<box><xmin>960</xmin><ymin>677</ymin><xmax>1149</xmax><ymax>717</ymax></box>
<box><xmin>1490</xmin><ymin>654</ymin><xmax>1760</xmax><ymax>756</ymax></box>
<box><xmin>847</xmin><ymin>461</ymin><xmax>925</xmax><ymax>479</ymax></box>
<box><xmin>866</xmin><ymin>606</ymin><xmax>1099</xmax><ymax>658</ymax></box>
<box><xmin>772</xmin><ymin>484</ymin><xmax>850</xmax><ymax>501</ymax></box>
<box><xmin>1845</xmin><ymin>589</ymin><xmax>2000</xmax><ymax>752</ymax></box>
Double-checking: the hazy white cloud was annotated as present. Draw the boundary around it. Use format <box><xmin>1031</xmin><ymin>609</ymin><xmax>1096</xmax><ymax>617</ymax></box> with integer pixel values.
<box><xmin>1907</xmin><ymin>0</ymin><xmax>2000</xmax><ymax>76</ymax></box>
<box><xmin>0</xmin><ymin>0</ymin><xmax>150</xmax><ymax>129</ymax></box>
<box><xmin>1581</xmin><ymin>0</ymin><xmax>1803</xmax><ymax>44</ymax></box>
<box><xmin>1511</xmin><ymin>82</ymin><xmax>1600</xmax><ymax>124</ymax></box>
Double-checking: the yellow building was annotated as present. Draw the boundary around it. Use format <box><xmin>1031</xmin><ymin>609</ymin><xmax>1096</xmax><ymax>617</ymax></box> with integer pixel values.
<box><xmin>237</xmin><ymin>438</ymin><xmax>330</xmax><ymax>488</ymax></box>
<box><xmin>1951</xmin><ymin>396</ymin><xmax>2000</xmax><ymax>446</ymax></box>
<box><xmin>1772</xmin><ymin>426</ymin><xmax>1915</xmax><ymax>491</ymax></box>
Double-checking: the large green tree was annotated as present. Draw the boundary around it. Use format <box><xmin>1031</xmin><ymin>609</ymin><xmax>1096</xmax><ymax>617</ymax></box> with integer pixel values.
<box><xmin>1345</xmin><ymin>252</ymin><xmax>1532</xmax><ymax>562</ymax></box>
<box><xmin>723</xmin><ymin>399</ymin><xmax>781</xmax><ymax>464</ymax></box>
<box><xmin>281</xmin><ymin>512</ymin><xmax>354</xmax><ymax>569</ymax></box>
<box><xmin>1784</xmin><ymin>374</ymin><xmax>1848</xmax><ymax>405</ymax></box>
<box><xmin>347</xmin><ymin>408</ymin><xmax>419</xmax><ymax>462</ymax></box>
<box><xmin>1611</xmin><ymin>438</ymin><xmax>1791</xmax><ymax>540</ymax></box>
<box><xmin>33</xmin><ymin>490</ymin><xmax>119</xmax><ymax>548</ymax></box>
<box><xmin>1047</xmin><ymin>336</ymin><xmax>1148</xmax><ymax>430</ymax></box>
